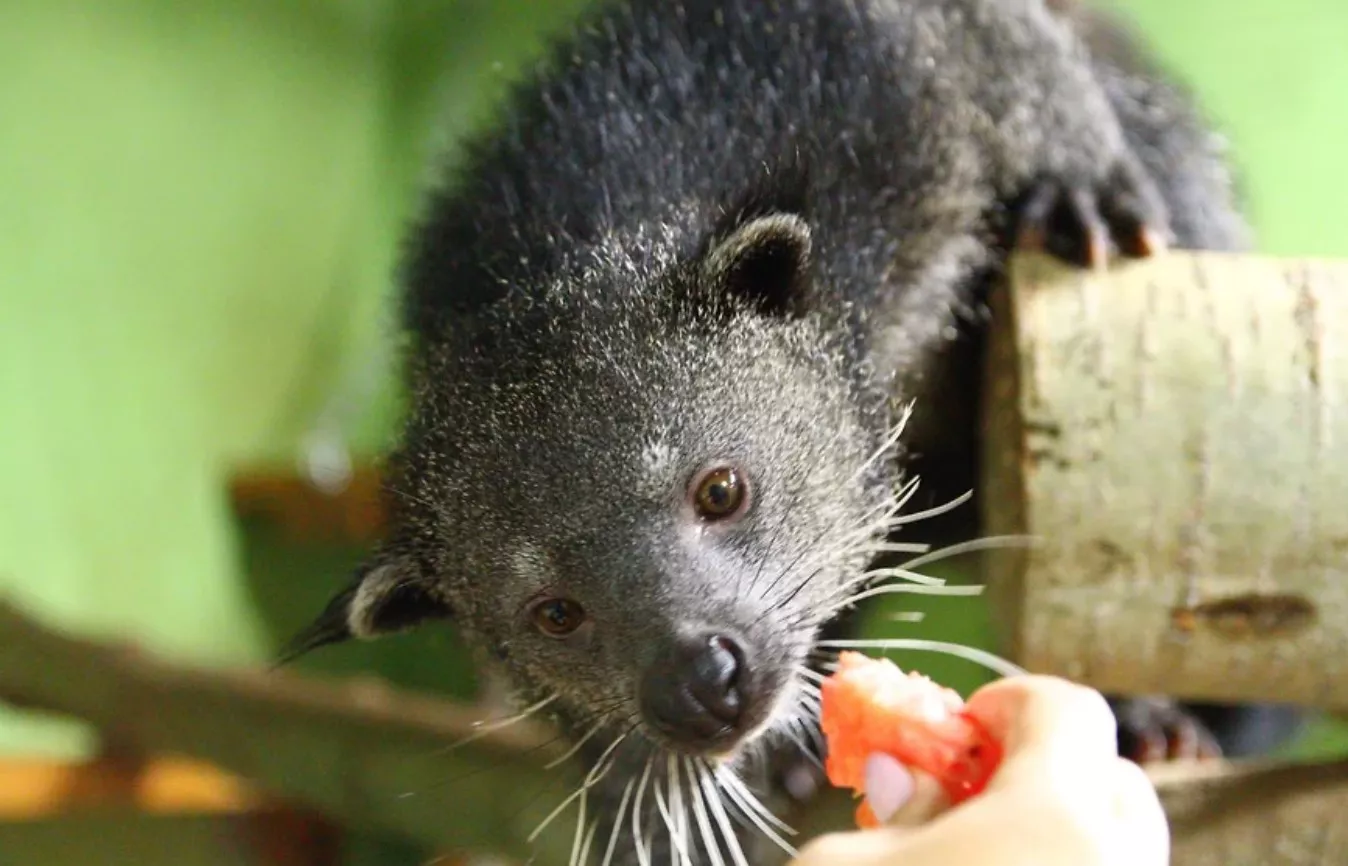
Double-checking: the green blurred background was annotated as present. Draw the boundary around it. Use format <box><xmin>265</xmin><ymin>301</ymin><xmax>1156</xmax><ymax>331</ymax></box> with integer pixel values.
<box><xmin>1</xmin><ymin>0</ymin><xmax>1346</xmax><ymax>861</ymax></box>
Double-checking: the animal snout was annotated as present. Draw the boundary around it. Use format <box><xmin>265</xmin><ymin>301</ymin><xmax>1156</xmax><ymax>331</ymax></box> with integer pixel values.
<box><xmin>639</xmin><ymin>631</ymin><xmax>757</xmax><ymax>753</ymax></box>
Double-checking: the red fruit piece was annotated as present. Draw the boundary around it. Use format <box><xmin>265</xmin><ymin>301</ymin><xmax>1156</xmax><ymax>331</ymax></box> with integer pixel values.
<box><xmin>819</xmin><ymin>652</ymin><xmax>1003</xmax><ymax>827</ymax></box>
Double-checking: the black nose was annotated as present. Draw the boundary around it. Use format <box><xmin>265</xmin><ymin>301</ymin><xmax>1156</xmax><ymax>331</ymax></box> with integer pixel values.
<box><xmin>640</xmin><ymin>633</ymin><xmax>752</xmax><ymax>752</ymax></box>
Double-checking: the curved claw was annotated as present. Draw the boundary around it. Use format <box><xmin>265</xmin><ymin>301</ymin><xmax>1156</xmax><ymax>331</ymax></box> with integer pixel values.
<box><xmin>1115</xmin><ymin>697</ymin><xmax>1224</xmax><ymax>766</ymax></box>
<box><xmin>1013</xmin><ymin>156</ymin><xmax>1171</xmax><ymax>270</ymax></box>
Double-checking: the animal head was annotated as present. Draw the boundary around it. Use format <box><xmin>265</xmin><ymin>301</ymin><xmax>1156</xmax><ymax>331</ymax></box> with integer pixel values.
<box><xmin>287</xmin><ymin>210</ymin><xmax>901</xmax><ymax>764</ymax></box>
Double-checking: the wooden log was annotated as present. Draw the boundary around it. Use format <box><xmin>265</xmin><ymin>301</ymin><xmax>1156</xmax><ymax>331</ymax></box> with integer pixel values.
<box><xmin>1151</xmin><ymin>758</ymin><xmax>1348</xmax><ymax>866</ymax></box>
<box><xmin>982</xmin><ymin>252</ymin><xmax>1348</xmax><ymax>710</ymax></box>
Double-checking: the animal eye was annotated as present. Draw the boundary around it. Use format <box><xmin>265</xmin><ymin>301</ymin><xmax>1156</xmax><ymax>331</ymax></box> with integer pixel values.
<box><xmin>531</xmin><ymin>597</ymin><xmax>587</xmax><ymax>638</ymax></box>
<box><xmin>691</xmin><ymin>465</ymin><xmax>749</xmax><ymax>521</ymax></box>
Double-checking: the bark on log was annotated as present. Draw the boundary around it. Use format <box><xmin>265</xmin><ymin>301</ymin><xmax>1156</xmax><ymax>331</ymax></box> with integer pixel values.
<box><xmin>982</xmin><ymin>252</ymin><xmax>1348</xmax><ymax>710</ymax></box>
<box><xmin>1151</xmin><ymin>758</ymin><xmax>1348</xmax><ymax>866</ymax></box>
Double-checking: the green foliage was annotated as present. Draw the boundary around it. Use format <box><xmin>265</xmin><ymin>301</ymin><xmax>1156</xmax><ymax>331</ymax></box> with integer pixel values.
<box><xmin>0</xmin><ymin>0</ymin><xmax>589</xmax><ymax>756</ymax></box>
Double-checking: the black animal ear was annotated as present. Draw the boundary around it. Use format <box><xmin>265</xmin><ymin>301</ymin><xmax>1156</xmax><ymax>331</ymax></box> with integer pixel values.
<box><xmin>273</xmin><ymin>550</ymin><xmax>453</xmax><ymax>667</ymax></box>
<box><xmin>702</xmin><ymin>213</ymin><xmax>813</xmax><ymax>317</ymax></box>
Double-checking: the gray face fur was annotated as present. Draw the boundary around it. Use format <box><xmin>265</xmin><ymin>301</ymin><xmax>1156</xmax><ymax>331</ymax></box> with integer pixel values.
<box><xmin>338</xmin><ymin>214</ymin><xmax>895</xmax><ymax>762</ymax></box>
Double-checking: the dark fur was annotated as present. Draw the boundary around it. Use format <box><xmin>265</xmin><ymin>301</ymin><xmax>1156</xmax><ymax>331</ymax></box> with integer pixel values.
<box><xmin>286</xmin><ymin>1</ymin><xmax>1299</xmax><ymax>863</ymax></box>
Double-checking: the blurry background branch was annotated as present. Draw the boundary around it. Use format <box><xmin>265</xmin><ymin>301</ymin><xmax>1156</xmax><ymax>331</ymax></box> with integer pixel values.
<box><xmin>2</xmin><ymin>593</ymin><xmax>1347</xmax><ymax>866</ymax></box>
<box><xmin>0</xmin><ymin>597</ymin><xmax>579</xmax><ymax>864</ymax></box>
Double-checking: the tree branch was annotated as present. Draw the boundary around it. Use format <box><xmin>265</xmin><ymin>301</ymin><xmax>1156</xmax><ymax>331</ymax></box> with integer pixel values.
<box><xmin>0</xmin><ymin>597</ymin><xmax>576</xmax><ymax>863</ymax></box>
<box><xmin>1152</xmin><ymin>758</ymin><xmax>1348</xmax><ymax>865</ymax></box>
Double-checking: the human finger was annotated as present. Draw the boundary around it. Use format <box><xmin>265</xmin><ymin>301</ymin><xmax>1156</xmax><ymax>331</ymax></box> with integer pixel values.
<box><xmin>863</xmin><ymin>753</ymin><xmax>951</xmax><ymax>827</ymax></box>
<box><xmin>1102</xmin><ymin>756</ymin><xmax>1170</xmax><ymax>866</ymax></box>
<box><xmin>964</xmin><ymin>675</ymin><xmax>1119</xmax><ymax>774</ymax></box>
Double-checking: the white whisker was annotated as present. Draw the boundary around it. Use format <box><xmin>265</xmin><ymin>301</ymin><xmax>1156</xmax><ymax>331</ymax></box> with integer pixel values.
<box><xmin>795</xmin><ymin>715</ymin><xmax>824</xmax><ymax>754</ymax></box>
<box><xmin>714</xmin><ymin>766</ymin><xmax>799</xmax><ymax>856</ymax></box>
<box><xmin>779</xmin><ymin>479</ymin><xmax>924</xmax><ymax>591</ymax></box>
<box><xmin>655</xmin><ymin>756</ymin><xmax>692</xmax><ymax>866</ymax></box>
<box><xmin>716</xmin><ymin>768</ymin><xmax>793</xmax><ymax>836</ymax></box>
<box><xmin>809</xmin><ymin>568</ymin><xmax>947</xmax><ymax>625</ymax></box>
<box><xmin>698</xmin><ymin>761</ymin><xmax>750</xmax><ymax>866</ymax></box>
<box><xmin>669</xmin><ymin>753</ymin><xmax>692</xmax><ymax>866</ymax></box>
<box><xmin>898</xmin><ymin>534</ymin><xmax>1040</xmax><ymax>571</ymax></box>
<box><xmin>853</xmin><ymin>541</ymin><xmax>933</xmax><ymax>556</ymax></box>
<box><xmin>831</xmin><ymin>582</ymin><xmax>984</xmax><ymax>610</ymax></box>
<box><xmin>847</xmin><ymin>401</ymin><xmax>914</xmax><ymax>485</ymax></box>
<box><xmin>793</xmin><ymin>486</ymin><xmax>982</xmax><ymax>613</ymax></box>
<box><xmin>797</xmin><ymin>667</ymin><xmax>825</xmax><ymax>684</ymax></box>
<box><xmin>881</xmin><ymin>489</ymin><xmax>974</xmax><ymax>527</ymax></box>
<box><xmin>820</xmin><ymin>534</ymin><xmax>1033</xmax><ymax>619</ymax></box>
<box><xmin>579</xmin><ymin>819</ymin><xmax>599</xmax><ymax>866</ymax></box>
<box><xmin>546</xmin><ymin>716</ymin><xmax>607</xmax><ymax>770</ymax></box>
<box><xmin>823</xmin><ymin>535</ymin><xmax>1033</xmax><ymax>618</ymax></box>
<box><xmin>873</xmin><ymin>477</ymin><xmax>922</xmax><ymax>523</ymax></box>
<box><xmin>570</xmin><ymin>786</ymin><xmax>588</xmax><ymax>866</ymax></box>
<box><xmin>442</xmin><ymin>692</ymin><xmax>557</xmax><ymax>752</ymax></box>
<box><xmin>529</xmin><ymin>731</ymin><xmax>629</xmax><ymax>843</ymax></box>
<box><xmin>886</xmin><ymin>610</ymin><xmax>926</xmax><ymax>623</ymax></box>
<box><xmin>601</xmin><ymin>778</ymin><xmax>637</xmax><ymax>866</ymax></box>
<box><xmin>814</xmin><ymin>638</ymin><xmax>1028</xmax><ymax>678</ymax></box>
<box><xmin>840</xmin><ymin>495</ymin><xmax>918</xmax><ymax>545</ymax></box>
<box><xmin>779</xmin><ymin>722</ymin><xmax>823</xmax><ymax>770</ymax></box>
<box><xmin>684</xmin><ymin>757</ymin><xmax>726</xmax><ymax>866</ymax></box>
<box><xmin>630</xmin><ymin>755</ymin><xmax>656</xmax><ymax>866</ymax></box>
<box><xmin>856</xmin><ymin>565</ymin><xmax>946</xmax><ymax>586</ymax></box>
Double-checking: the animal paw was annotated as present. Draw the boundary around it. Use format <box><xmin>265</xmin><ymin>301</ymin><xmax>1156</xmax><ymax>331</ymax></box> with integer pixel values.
<box><xmin>1112</xmin><ymin>696</ymin><xmax>1224</xmax><ymax>765</ymax></box>
<box><xmin>1013</xmin><ymin>154</ymin><xmax>1172</xmax><ymax>270</ymax></box>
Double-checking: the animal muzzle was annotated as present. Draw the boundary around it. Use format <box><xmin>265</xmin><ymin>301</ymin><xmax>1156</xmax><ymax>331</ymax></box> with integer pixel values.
<box><xmin>638</xmin><ymin>629</ymin><xmax>773</xmax><ymax>754</ymax></box>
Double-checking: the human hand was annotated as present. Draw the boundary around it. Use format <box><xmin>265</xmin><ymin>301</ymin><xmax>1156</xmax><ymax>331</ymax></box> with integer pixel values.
<box><xmin>792</xmin><ymin>675</ymin><xmax>1169</xmax><ymax>866</ymax></box>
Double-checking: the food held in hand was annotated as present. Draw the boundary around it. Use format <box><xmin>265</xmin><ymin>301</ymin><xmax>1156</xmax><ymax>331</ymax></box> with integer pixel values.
<box><xmin>819</xmin><ymin>651</ymin><xmax>1004</xmax><ymax>827</ymax></box>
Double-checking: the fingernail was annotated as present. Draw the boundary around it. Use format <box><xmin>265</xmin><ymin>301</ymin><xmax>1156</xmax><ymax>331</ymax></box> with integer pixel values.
<box><xmin>863</xmin><ymin>753</ymin><xmax>915</xmax><ymax>823</ymax></box>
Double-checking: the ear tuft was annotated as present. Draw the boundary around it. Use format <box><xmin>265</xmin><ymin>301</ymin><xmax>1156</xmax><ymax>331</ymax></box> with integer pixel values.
<box><xmin>273</xmin><ymin>585</ymin><xmax>358</xmax><ymax>668</ymax></box>
<box><xmin>703</xmin><ymin>213</ymin><xmax>813</xmax><ymax>317</ymax></box>
<box><xmin>345</xmin><ymin>562</ymin><xmax>452</xmax><ymax>639</ymax></box>
<box><xmin>272</xmin><ymin>553</ymin><xmax>453</xmax><ymax>668</ymax></box>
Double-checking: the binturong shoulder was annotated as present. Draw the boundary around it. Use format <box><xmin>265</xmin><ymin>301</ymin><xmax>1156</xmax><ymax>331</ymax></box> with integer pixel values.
<box><xmin>1043</xmin><ymin>0</ymin><xmax>1252</xmax><ymax>252</ymax></box>
<box><xmin>396</xmin><ymin>0</ymin><xmax>994</xmax><ymax>353</ymax></box>
<box><xmin>391</xmin><ymin>0</ymin><xmax>1238</xmax><ymax>423</ymax></box>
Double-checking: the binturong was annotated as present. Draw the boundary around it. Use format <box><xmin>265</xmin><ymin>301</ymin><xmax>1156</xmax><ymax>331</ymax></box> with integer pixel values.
<box><xmin>282</xmin><ymin>0</ymin><xmax>1293</xmax><ymax>863</ymax></box>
